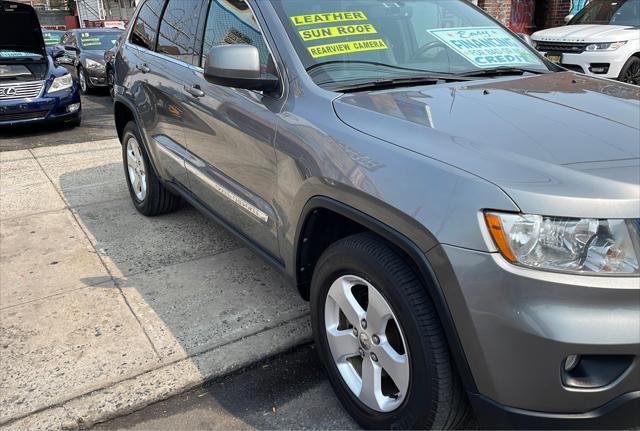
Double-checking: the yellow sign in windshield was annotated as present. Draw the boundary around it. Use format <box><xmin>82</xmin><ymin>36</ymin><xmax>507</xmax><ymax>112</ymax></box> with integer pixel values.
<box><xmin>299</xmin><ymin>24</ymin><xmax>377</xmax><ymax>42</ymax></box>
<box><xmin>308</xmin><ymin>39</ymin><xmax>388</xmax><ymax>58</ymax></box>
<box><xmin>291</xmin><ymin>11</ymin><xmax>367</xmax><ymax>26</ymax></box>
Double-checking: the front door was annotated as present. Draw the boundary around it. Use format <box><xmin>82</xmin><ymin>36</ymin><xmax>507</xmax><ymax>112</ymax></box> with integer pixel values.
<box><xmin>182</xmin><ymin>0</ymin><xmax>283</xmax><ymax>258</ymax></box>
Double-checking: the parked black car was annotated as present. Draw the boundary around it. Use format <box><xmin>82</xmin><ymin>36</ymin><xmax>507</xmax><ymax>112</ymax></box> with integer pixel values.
<box><xmin>0</xmin><ymin>2</ymin><xmax>81</xmax><ymax>127</ymax></box>
<box><xmin>57</xmin><ymin>28</ymin><xmax>123</xmax><ymax>94</ymax></box>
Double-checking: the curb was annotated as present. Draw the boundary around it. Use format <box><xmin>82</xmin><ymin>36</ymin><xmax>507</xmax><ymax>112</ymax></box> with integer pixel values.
<box><xmin>2</xmin><ymin>315</ymin><xmax>312</xmax><ymax>430</ymax></box>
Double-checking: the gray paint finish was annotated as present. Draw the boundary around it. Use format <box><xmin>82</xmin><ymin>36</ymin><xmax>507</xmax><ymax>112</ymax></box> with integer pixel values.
<box><xmin>114</xmin><ymin>0</ymin><xmax>640</xmax><ymax>419</ymax></box>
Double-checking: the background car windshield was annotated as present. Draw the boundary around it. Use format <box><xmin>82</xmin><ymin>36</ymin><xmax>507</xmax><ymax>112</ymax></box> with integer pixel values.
<box><xmin>569</xmin><ymin>0</ymin><xmax>640</xmax><ymax>26</ymax></box>
<box><xmin>43</xmin><ymin>31</ymin><xmax>63</xmax><ymax>46</ymax></box>
<box><xmin>78</xmin><ymin>32</ymin><xmax>119</xmax><ymax>50</ymax></box>
<box><xmin>271</xmin><ymin>0</ymin><xmax>547</xmax><ymax>87</ymax></box>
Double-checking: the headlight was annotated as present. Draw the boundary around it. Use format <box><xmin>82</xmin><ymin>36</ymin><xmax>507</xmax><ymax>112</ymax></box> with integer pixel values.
<box><xmin>531</xmin><ymin>40</ymin><xmax>538</xmax><ymax>49</ymax></box>
<box><xmin>484</xmin><ymin>212</ymin><xmax>640</xmax><ymax>274</ymax></box>
<box><xmin>48</xmin><ymin>73</ymin><xmax>73</xmax><ymax>93</ymax></box>
<box><xmin>585</xmin><ymin>41</ymin><xmax>627</xmax><ymax>51</ymax></box>
<box><xmin>86</xmin><ymin>58</ymin><xmax>105</xmax><ymax>70</ymax></box>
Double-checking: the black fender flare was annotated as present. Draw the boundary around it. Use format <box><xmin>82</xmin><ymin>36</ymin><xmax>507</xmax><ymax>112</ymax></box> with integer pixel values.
<box><xmin>294</xmin><ymin>196</ymin><xmax>478</xmax><ymax>393</ymax></box>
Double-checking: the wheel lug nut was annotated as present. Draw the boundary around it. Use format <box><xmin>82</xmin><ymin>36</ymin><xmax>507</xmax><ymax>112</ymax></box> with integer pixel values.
<box><xmin>352</xmin><ymin>327</ymin><xmax>358</xmax><ymax>337</ymax></box>
<box><xmin>361</xmin><ymin>319</ymin><xmax>367</xmax><ymax>330</ymax></box>
<box><xmin>371</xmin><ymin>353</ymin><xmax>378</xmax><ymax>362</ymax></box>
<box><xmin>372</xmin><ymin>335</ymin><xmax>380</xmax><ymax>345</ymax></box>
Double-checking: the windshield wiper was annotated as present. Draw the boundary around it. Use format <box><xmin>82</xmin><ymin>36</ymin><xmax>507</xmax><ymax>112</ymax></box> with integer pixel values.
<box><xmin>328</xmin><ymin>74</ymin><xmax>475</xmax><ymax>93</ymax></box>
<box><xmin>306</xmin><ymin>60</ymin><xmax>453</xmax><ymax>75</ymax></box>
<box><xmin>455</xmin><ymin>66</ymin><xmax>550</xmax><ymax>78</ymax></box>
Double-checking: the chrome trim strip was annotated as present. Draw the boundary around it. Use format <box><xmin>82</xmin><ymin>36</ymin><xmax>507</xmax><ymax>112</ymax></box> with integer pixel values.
<box><xmin>185</xmin><ymin>161</ymin><xmax>269</xmax><ymax>223</ymax></box>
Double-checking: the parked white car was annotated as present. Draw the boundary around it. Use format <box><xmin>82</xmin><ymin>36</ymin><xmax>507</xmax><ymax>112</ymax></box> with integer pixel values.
<box><xmin>532</xmin><ymin>0</ymin><xmax>640</xmax><ymax>84</ymax></box>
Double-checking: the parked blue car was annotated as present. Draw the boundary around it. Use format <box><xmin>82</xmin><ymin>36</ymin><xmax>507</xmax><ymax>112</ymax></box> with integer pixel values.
<box><xmin>0</xmin><ymin>1</ymin><xmax>81</xmax><ymax>127</ymax></box>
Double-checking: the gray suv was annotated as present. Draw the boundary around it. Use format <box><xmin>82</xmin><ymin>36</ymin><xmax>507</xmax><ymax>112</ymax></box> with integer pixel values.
<box><xmin>113</xmin><ymin>0</ymin><xmax>640</xmax><ymax>428</ymax></box>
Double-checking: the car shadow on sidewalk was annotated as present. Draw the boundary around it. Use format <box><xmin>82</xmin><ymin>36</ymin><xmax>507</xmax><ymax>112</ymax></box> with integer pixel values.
<box><xmin>54</xmin><ymin>160</ymin><xmax>317</xmax><ymax>426</ymax></box>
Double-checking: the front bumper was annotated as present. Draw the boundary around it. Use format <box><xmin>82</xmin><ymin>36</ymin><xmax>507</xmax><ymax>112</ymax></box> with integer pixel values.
<box><xmin>539</xmin><ymin>50</ymin><xmax>628</xmax><ymax>79</ymax></box>
<box><xmin>0</xmin><ymin>86</ymin><xmax>81</xmax><ymax>127</ymax></box>
<box><xmin>428</xmin><ymin>245</ymin><xmax>639</xmax><ymax>425</ymax></box>
<box><xmin>85</xmin><ymin>67</ymin><xmax>108</xmax><ymax>87</ymax></box>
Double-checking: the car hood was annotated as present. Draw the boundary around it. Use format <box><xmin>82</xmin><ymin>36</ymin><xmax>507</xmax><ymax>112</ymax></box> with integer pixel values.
<box><xmin>0</xmin><ymin>1</ymin><xmax>46</xmax><ymax>58</ymax></box>
<box><xmin>82</xmin><ymin>50</ymin><xmax>107</xmax><ymax>63</ymax></box>
<box><xmin>333</xmin><ymin>72</ymin><xmax>640</xmax><ymax>219</ymax></box>
<box><xmin>532</xmin><ymin>24</ymin><xmax>640</xmax><ymax>42</ymax></box>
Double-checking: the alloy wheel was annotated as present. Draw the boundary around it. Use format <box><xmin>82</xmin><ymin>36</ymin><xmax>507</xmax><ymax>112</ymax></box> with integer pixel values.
<box><xmin>79</xmin><ymin>68</ymin><xmax>87</xmax><ymax>92</ymax></box>
<box><xmin>624</xmin><ymin>62</ymin><xmax>640</xmax><ymax>85</ymax></box>
<box><xmin>126</xmin><ymin>136</ymin><xmax>147</xmax><ymax>201</ymax></box>
<box><xmin>324</xmin><ymin>275</ymin><xmax>409</xmax><ymax>413</ymax></box>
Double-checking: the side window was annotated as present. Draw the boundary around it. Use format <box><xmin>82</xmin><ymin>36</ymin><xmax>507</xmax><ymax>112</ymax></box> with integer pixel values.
<box><xmin>156</xmin><ymin>0</ymin><xmax>201</xmax><ymax>63</ymax></box>
<box><xmin>130</xmin><ymin>0</ymin><xmax>164</xmax><ymax>50</ymax></box>
<box><xmin>201</xmin><ymin>0</ymin><xmax>271</xmax><ymax>73</ymax></box>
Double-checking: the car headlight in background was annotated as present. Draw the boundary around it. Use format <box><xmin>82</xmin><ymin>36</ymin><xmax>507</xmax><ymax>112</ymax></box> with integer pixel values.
<box><xmin>484</xmin><ymin>212</ymin><xmax>640</xmax><ymax>274</ymax></box>
<box><xmin>48</xmin><ymin>73</ymin><xmax>73</xmax><ymax>93</ymax></box>
<box><xmin>85</xmin><ymin>58</ymin><xmax>105</xmax><ymax>71</ymax></box>
<box><xmin>585</xmin><ymin>41</ymin><xmax>627</xmax><ymax>51</ymax></box>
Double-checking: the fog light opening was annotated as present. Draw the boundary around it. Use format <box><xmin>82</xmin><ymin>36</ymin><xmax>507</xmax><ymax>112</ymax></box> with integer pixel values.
<box><xmin>67</xmin><ymin>103</ymin><xmax>80</xmax><ymax>113</ymax></box>
<box><xmin>564</xmin><ymin>354</ymin><xmax>580</xmax><ymax>372</ymax></box>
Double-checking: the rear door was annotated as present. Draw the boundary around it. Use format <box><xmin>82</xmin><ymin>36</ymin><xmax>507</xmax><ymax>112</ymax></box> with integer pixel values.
<box><xmin>180</xmin><ymin>0</ymin><xmax>283</xmax><ymax>257</ymax></box>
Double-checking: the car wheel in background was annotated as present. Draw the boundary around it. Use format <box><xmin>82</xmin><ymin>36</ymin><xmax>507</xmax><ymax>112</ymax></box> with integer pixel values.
<box><xmin>310</xmin><ymin>233</ymin><xmax>469</xmax><ymax>430</ymax></box>
<box><xmin>618</xmin><ymin>56</ymin><xmax>640</xmax><ymax>85</ymax></box>
<box><xmin>78</xmin><ymin>66</ymin><xmax>91</xmax><ymax>94</ymax></box>
<box><xmin>122</xmin><ymin>121</ymin><xmax>180</xmax><ymax>216</ymax></box>
<box><xmin>107</xmin><ymin>69</ymin><xmax>116</xmax><ymax>99</ymax></box>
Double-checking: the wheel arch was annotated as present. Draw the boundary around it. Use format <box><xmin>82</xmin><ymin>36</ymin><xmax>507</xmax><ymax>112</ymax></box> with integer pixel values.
<box><xmin>294</xmin><ymin>196</ymin><xmax>478</xmax><ymax>392</ymax></box>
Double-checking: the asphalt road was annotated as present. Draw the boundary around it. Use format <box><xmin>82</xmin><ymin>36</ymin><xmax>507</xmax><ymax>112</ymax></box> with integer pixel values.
<box><xmin>96</xmin><ymin>344</ymin><xmax>479</xmax><ymax>430</ymax></box>
<box><xmin>0</xmin><ymin>92</ymin><xmax>117</xmax><ymax>151</ymax></box>
<box><xmin>96</xmin><ymin>345</ymin><xmax>360</xmax><ymax>430</ymax></box>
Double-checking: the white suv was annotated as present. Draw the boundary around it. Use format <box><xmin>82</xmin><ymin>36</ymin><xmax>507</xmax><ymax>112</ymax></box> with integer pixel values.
<box><xmin>532</xmin><ymin>0</ymin><xmax>640</xmax><ymax>84</ymax></box>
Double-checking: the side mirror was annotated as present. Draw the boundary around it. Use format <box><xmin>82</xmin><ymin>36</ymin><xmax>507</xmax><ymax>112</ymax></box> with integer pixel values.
<box><xmin>516</xmin><ymin>33</ymin><xmax>534</xmax><ymax>47</ymax></box>
<box><xmin>51</xmin><ymin>48</ymin><xmax>65</xmax><ymax>59</ymax></box>
<box><xmin>564</xmin><ymin>14</ymin><xmax>573</xmax><ymax>24</ymax></box>
<box><xmin>204</xmin><ymin>44</ymin><xmax>279</xmax><ymax>93</ymax></box>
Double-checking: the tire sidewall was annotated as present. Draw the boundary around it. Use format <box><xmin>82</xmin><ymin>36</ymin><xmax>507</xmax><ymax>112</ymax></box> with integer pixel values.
<box><xmin>618</xmin><ymin>56</ymin><xmax>640</xmax><ymax>85</ymax></box>
<box><xmin>78</xmin><ymin>67</ymin><xmax>90</xmax><ymax>94</ymax></box>
<box><xmin>122</xmin><ymin>123</ymin><xmax>154</xmax><ymax>213</ymax></box>
<box><xmin>310</xmin><ymin>242</ymin><xmax>441</xmax><ymax>429</ymax></box>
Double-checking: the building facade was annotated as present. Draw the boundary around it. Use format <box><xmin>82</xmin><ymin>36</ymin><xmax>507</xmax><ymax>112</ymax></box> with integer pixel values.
<box><xmin>476</xmin><ymin>0</ymin><xmax>592</xmax><ymax>34</ymax></box>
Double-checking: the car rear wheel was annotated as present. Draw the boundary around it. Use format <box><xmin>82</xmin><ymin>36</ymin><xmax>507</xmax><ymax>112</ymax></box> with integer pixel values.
<box><xmin>122</xmin><ymin>121</ymin><xmax>180</xmax><ymax>216</ymax></box>
<box><xmin>310</xmin><ymin>233</ymin><xmax>469</xmax><ymax>430</ymax></box>
<box><xmin>618</xmin><ymin>56</ymin><xmax>640</xmax><ymax>85</ymax></box>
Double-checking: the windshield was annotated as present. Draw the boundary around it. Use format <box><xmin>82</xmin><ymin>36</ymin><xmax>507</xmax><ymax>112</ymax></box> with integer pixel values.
<box><xmin>78</xmin><ymin>32</ymin><xmax>120</xmax><ymax>50</ymax></box>
<box><xmin>271</xmin><ymin>0</ymin><xmax>548</xmax><ymax>88</ymax></box>
<box><xmin>43</xmin><ymin>31</ymin><xmax>64</xmax><ymax>46</ymax></box>
<box><xmin>569</xmin><ymin>0</ymin><xmax>640</xmax><ymax>26</ymax></box>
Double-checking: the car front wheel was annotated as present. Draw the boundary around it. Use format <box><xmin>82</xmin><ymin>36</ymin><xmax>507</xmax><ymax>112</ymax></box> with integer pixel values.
<box><xmin>78</xmin><ymin>66</ymin><xmax>91</xmax><ymax>94</ymax></box>
<box><xmin>310</xmin><ymin>233</ymin><xmax>469</xmax><ymax>430</ymax></box>
<box><xmin>618</xmin><ymin>56</ymin><xmax>640</xmax><ymax>85</ymax></box>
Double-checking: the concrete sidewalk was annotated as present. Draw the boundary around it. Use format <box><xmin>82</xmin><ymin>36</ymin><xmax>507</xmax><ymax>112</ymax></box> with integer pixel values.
<box><xmin>0</xmin><ymin>139</ymin><xmax>311</xmax><ymax>430</ymax></box>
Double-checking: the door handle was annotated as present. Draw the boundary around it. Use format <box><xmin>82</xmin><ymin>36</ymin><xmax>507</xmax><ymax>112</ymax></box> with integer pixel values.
<box><xmin>136</xmin><ymin>63</ymin><xmax>150</xmax><ymax>73</ymax></box>
<box><xmin>184</xmin><ymin>85</ymin><xmax>204</xmax><ymax>98</ymax></box>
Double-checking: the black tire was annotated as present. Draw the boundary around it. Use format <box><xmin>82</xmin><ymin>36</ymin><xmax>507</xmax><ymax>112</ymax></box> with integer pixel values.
<box><xmin>78</xmin><ymin>66</ymin><xmax>92</xmax><ymax>95</ymax></box>
<box><xmin>121</xmin><ymin>121</ymin><xmax>180</xmax><ymax>216</ymax></box>
<box><xmin>107</xmin><ymin>68</ymin><xmax>116</xmax><ymax>99</ymax></box>
<box><xmin>618</xmin><ymin>56</ymin><xmax>640</xmax><ymax>85</ymax></box>
<box><xmin>310</xmin><ymin>233</ymin><xmax>469</xmax><ymax>430</ymax></box>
